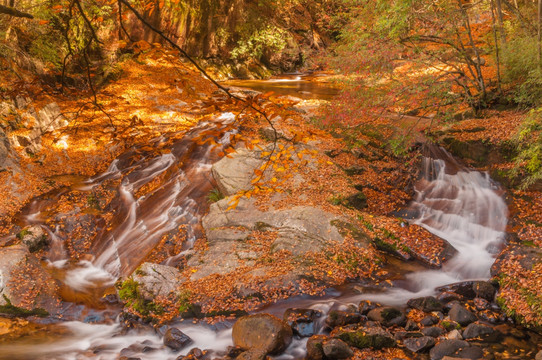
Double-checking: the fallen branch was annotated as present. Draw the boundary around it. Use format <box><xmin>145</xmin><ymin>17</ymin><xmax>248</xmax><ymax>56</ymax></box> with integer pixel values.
<box><xmin>0</xmin><ymin>4</ymin><xmax>33</xmax><ymax>19</ymax></box>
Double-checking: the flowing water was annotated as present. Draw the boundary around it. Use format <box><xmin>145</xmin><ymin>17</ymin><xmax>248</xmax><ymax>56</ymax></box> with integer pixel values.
<box><xmin>0</xmin><ymin>78</ymin><xmax>514</xmax><ymax>359</ymax></box>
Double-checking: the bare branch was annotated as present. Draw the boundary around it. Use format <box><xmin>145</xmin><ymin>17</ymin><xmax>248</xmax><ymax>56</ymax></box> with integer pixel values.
<box><xmin>0</xmin><ymin>4</ymin><xmax>33</xmax><ymax>18</ymax></box>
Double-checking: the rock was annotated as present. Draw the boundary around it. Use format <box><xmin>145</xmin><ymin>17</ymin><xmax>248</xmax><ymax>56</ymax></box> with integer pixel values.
<box><xmin>131</xmin><ymin>263</ymin><xmax>184</xmax><ymax>301</ymax></box>
<box><xmin>429</xmin><ymin>339</ymin><xmax>470</xmax><ymax>360</ymax></box>
<box><xmin>455</xmin><ymin>345</ymin><xmax>484</xmax><ymax>359</ymax></box>
<box><xmin>536</xmin><ymin>350</ymin><xmax>542</xmax><ymax>360</ymax></box>
<box><xmin>322</xmin><ymin>338</ymin><xmax>354</xmax><ymax>359</ymax></box>
<box><xmin>283</xmin><ymin>308</ymin><xmax>322</xmax><ymax>337</ymax></box>
<box><xmin>441</xmin><ymin>320</ymin><xmax>461</xmax><ymax>331</ymax></box>
<box><xmin>421</xmin><ymin>326</ymin><xmax>445</xmax><ymax>338</ymax></box>
<box><xmin>335</xmin><ymin>325</ymin><xmax>396</xmax><ymax>349</ymax></box>
<box><xmin>420</xmin><ymin>315</ymin><xmax>440</xmax><ymax>327</ymax></box>
<box><xmin>232</xmin><ymin>314</ymin><xmax>293</xmax><ymax>355</ymax></box>
<box><xmin>462</xmin><ymin>323</ymin><xmax>497</xmax><ymax>341</ymax></box>
<box><xmin>195</xmin><ymin>196</ymin><xmax>365</xmax><ymax>281</ymax></box>
<box><xmin>325</xmin><ymin>310</ymin><xmax>362</xmax><ymax>328</ymax></box>
<box><xmin>437</xmin><ymin>291</ymin><xmax>463</xmax><ymax>304</ymax></box>
<box><xmin>17</xmin><ymin>225</ymin><xmax>48</xmax><ymax>252</ymax></box>
<box><xmin>0</xmin><ymin>245</ymin><xmax>59</xmax><ymax>314</ymax></box>
<box><xmin>405</xmin><ymin>319</ymin><xmax>419</xmax><ymax>331</ymax></box>
<box><xmin>472</xmin><ymin>282</ymin><xmax>496</xmax><ymax>302</ymax></box>
<box><xmin>36</xmin><ymin>102</ymin><xmax>68</xmax><ymax>132</ymax></box>
<box><xmin>447</xmin><ymin>329</ymin><xmax>463</xmax><ymax>340</ymax></box>
<box><xmin>306</xmin><ymin>335</ymin><xmax>327</xmax><ymax>360</ymax></box>
<box><xmin>212</xmin><ymin>148</ymin><xmax>265</xmax><ymax>196</ymax></box>
<box><xmin>403</xmin><ymin>336</ymin><xmax>436</xmax><ymax>353</ymax></box>
<box><xmin>448</xmin><ymin>304</ymin><xmax>477</xmax><ymax>326</ymax></box>
<box><xmin>436</xmin><ymin>281</ymin><xmax>495</xmax><ymax>301</ymax></box>
<box><xmin>163</xmin><ymin>327</ymin><xmax>193</xmax><ymax>351</ymax></box>
<box><xmin>358</xmin><ymin>300</ymin><xmax>380</xmax><ymax>315</ymax></box>
<box><xmin>407</xmin><ymin>296</ymin><xmax>444</xmax><ymax>312</ymax></box>
<box><xmin>473</xmin><ymin>298</ymin><xmax>490</xmax><ymax>311</ymax></box>
<box><xmin>367</xmin><ymin>307</ymin><xmax>406</xmax><ymax>327</ymax></box>
<box><xmin>235</xmin><ymin>349</ymin><xmax>267</xmax><ymax>360</ymax></box>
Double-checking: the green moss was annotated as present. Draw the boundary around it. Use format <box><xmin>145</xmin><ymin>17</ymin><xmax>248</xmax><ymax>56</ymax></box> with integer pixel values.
<box><xmin>207</xmin><ymin>188</ymin><xmax>224</xmax><ymax>203</ymax></box>
<box><xmin>16</xmin><ymin>229</ymin><xmax>32</xmax><ymax>240</ymax></box>
<box><xmin>0</xmin><ymin>295</ymin><xmax>48</xmax><ymax>318</ymax></box>
<box><xmin>336</xmin><ymin>330</ymin><xmax>396</xmax><ymax>349</ymax></box>
<box><xmin>381</xmin><ymin>307</ymin><xmax>401</xmax><ymax>322</ymax></box>
<box><xmin>86</xmin><ymin>194</ymin><xmax>101</xmax><ymax>210</ymax></box>
<box><xmin>117</xmin><ymin>278</ymin><xmax>163</xmax><ymax>320</ymax></box>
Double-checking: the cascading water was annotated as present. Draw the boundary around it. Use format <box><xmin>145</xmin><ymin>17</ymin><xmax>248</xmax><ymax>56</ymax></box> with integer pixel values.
<box><xmin>358</xmin><ymin>145</ymin><xmax>508</xmax><ymax>305</ymax></box>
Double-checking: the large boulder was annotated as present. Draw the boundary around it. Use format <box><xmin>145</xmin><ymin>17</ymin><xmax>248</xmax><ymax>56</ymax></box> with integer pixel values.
<box><xmin>191</xmin><ymin>196</ymin><xmax>367</xmax><ymax>281</ymax></box>
<box><xmin>0</xmin><ymin>245</ymin><xmax>59</xmax><ymax>314</ymax></box>
<box><xmin>130</xmin><ymin>263</ymin><xmax>184</xmax><ymax>300</ymax></box>
<box><xmin>212</xmin><ymin>148</ymin><xmax>265</xmax><ymax>196</ymax></box>
<box><xmin>232</xmin><ymin>314</ymin><xmax>293</xmax><ymax>355</ymax></box>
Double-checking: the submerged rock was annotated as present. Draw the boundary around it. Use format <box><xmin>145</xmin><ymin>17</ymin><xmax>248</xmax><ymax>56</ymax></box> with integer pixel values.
<box><xmin>232</xmin><ymin>314</ymin><xmax>293</xmax><ymax>355</ymax></box>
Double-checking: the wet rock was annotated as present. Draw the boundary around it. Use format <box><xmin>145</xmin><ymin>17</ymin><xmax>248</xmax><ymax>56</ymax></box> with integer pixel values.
<box><xmin>436</xmin><ymin>281</ymin><xmax>495</xmax><ymax>301</ymax></box>
<box><xmin>455</xmin><ymin>345</ymin><xmax>484</xmax><ymax>359</ymax></box>
<box><xmin>420</xmin><ymin>315</ymin><xmax>440</xmax><ymax>327</ymax></box>
<box><xmin>17</xmin><ymin>225</ymin><xmax>48</xmax><ymax>253</ymax></box>
<box><xmin>322</xmin><ymin>338</ymin><xmax>354</xmax><ymax>359</ymax></box>
<box><xmin>437</xmin><ymin>291</ymin><xmax>463</xmax><ymax>304</ymax></box>
<box><xmin>358</xmin><ymin>300</ymin><xmax>380</xmax><ymax>315</ymax></box>
<box><xmin>449</xmin><ymin>304</ymin><xmax>477</xmax><ymax>326</ymax></box>
<box><xmin>403</xmin><ymin>336</ymin><xmax>436</xmax><ymax>353</ymax></box>
<box><xmin>407</xmin><ymin>296</ymin><xmax>444</xmax><ymax>312</ymax></box>
<box><xmin>367</xmin><ymin>307</ymin><xmax>406</xmax><ymax>327</ymax></box>
<box><xmin>236</xmin><ymin>349</ymin><xmax>267</xmax><ymax>360</ymax></box>
<box><xmin>473</xmin><ymin>298</ymin><xmax>490</xmax><ymax>311</ymax></box>
<box><xmin>335</xmin><ymin>325</ymin><xmax>396</xmax><ymax>349</ymax></box>
<box><xmin>131</xmin><ymin>263</ymin><xmax>185</xmax><ymax>301</ymax></box>
<box><xmin>163</xmin><ymin>327</ymin><xmax>193</xmax><ymax>351</ymax></box>
<box><xmin>394</xmin><ymin>331</ymin><xmax>423</xmax><ymax>341</ymax></box>
<box><xmin>325</xmin><ymin>310</ymin><xmax>362</xmax><ymax>328</ymax></box>
<box><xmin>405</xmin><ymin>319</ymin><xmax>419</xmax><ymax>331</ymax></box>
<box><xmin>462</xmin><ymin>323</ymin><xmax>498</xmax><ymax>341</ymax></box>
<box><xmin>232</xmin><ymin>314</ymin><xmax>293</xmax><ymax>355</ymax></box>
<box><xmin>421</xmin><ymin>326</ymin><xmax>445</xmax><ymax>338</ymax></box>
<box><xmin>283</xmin><ymin>308</ymin><xmax>322</xmax><ymax>337</ymax></box>
<box><xmin>225</xmin><ymin>346</ymin><xmax>245</xmax><ymax>359</ymax></box>
<box><xmin>306</xmin><ymin>335</ymin><xmax>327</xmax><ymax>360</ymax></box>
<box><xmin>429</xmin><ymin>339</ymin><xmax>470</xmax><ymax>360</ymax></box>
<box><xmin>473</xmin><ymin>282</ymin><xmax>496</xmax><ymax>302</ymax></box>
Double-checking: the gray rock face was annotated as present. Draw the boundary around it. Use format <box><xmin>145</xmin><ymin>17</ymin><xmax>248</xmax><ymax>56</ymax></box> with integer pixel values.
<box><xmin>192</xmin><ymin>196</ymin><xmax>362</xmax><ymax>281</ymax></box>
<box><xmin>232</xmin><ymin>314</ymin><xmax>293</xmax><ymax>355</ymax></box>
<box><xmin>0</xmin><ymin>245</ymin><xmax>59</xmax><ymax>313</ymax></box>
<box><xmin>131</xmin><ymin>262</ymin><xmax>184</xmax><ymax>300</ymax></box>
<box><xmin>212</xmin><ymin>148</ymin><xmax>265</xmax><ymax>196</ymax></box>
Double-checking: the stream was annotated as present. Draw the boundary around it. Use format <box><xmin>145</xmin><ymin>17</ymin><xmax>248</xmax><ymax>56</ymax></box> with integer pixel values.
<box><xmin>0</xmin><ymin>76</ymin><xmax>521</xmax><ymax>359</ymax></box>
